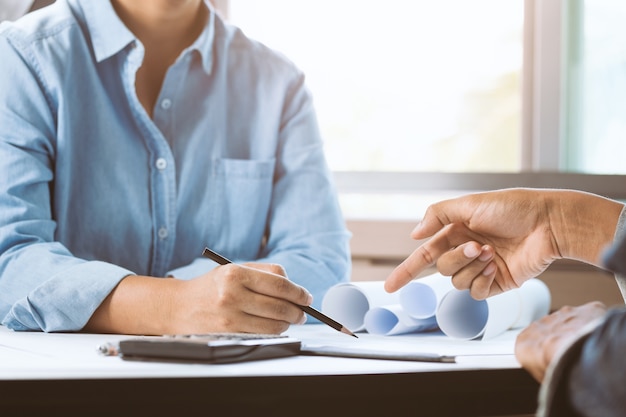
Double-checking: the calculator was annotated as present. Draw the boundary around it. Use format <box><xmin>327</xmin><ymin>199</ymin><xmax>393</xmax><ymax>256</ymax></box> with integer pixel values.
<box><xmin>118</xmin><ymin>333</ymin><xmax>301</xmax><ymax>364</ymax></box>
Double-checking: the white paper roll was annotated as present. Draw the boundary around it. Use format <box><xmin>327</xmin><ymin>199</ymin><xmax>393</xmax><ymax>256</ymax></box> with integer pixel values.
<box><xmin>364</xmin><ymin>304</ymin><xmax>438</xmax><ymax>336</ymax></box>
<box><xmin>399</xmin><ymin>273</ymin><xmax>455</xmax><ymax>319</ymax></box>
<box><xmin>321</xmin><ymin>281</ymin><xmax>399</xmax><ymax>332</ymax></box>
<box><xmin>510</xmin><ymin>278</ymin><xmax>552</xmax><ymax>328</ymax></box>
<box><xmin>435</xmin><ymin>278</ymin><xmax>551</xmax><ymax>340</ymax></box>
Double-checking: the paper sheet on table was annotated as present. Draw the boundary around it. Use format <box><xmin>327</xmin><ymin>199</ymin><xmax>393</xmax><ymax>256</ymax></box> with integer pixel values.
<box><xmin>436</xmin><ymin>278</ymin><xmax>551</xmax><ymax>340</ymax></box>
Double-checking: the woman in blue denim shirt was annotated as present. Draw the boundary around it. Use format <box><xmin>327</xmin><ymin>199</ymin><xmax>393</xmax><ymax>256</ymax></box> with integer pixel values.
<box><xmin>0</xmin><ymin>0</ymin><xmax>350</xmax><ymax>335</ymax></box>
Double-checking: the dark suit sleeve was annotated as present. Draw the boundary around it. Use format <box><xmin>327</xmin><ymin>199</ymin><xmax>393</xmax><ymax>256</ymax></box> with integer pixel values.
<box><xmin>566</xmin><ymin>308</ymin><xmax>626</xmax><ymax>417</ymax></box>
<box><xmin>540</xmin><ymin>206</ymin><xmax>626</xmax><ymax>416</ymax></box>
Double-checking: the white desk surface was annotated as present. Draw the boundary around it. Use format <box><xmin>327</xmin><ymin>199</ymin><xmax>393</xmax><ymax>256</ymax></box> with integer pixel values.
<box><xmin>0</xmin><ymin>324</ymin><xmax>521</xmax><ymax>380</ymax></box>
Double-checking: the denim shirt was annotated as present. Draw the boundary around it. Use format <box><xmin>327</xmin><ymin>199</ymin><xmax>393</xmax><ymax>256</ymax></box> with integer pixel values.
<box><xmin>0</xmin><ymin>0</ymin><xmax>351</xmax><ymax>331</ymax></box>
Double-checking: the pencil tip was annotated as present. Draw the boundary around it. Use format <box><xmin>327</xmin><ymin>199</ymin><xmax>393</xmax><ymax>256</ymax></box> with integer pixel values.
<box><xmin>341</xmin><ymin>327</ymin><xmax>358</xmax><ymax>338</ymax></box>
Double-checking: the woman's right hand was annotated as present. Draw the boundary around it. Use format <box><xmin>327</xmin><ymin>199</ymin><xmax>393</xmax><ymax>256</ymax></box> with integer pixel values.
<box><xmin>173</xmin><ymin>262</ymin><xmax>311</xmax><ymax>335</ymax></box>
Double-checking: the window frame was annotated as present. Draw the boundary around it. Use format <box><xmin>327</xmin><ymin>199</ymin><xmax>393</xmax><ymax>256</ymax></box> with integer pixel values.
<box><xmin>523</xmin><ymin>0</ymin><xmax>564</xmax><ymax>170</ymax></box>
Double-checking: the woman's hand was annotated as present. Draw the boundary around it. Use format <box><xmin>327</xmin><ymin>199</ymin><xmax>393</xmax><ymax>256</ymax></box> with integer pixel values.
<box><xmin>86</xmin><ymin>263</ymin><xmax>311</xmax><ymax>336</ymax></box>
<box><xmin>172</xmin><ymin>262</ymin><xmax>311</xmax><ymax>335</ymax></box>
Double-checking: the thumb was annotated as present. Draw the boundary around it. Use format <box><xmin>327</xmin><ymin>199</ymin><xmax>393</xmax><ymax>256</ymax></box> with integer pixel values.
<box><xmin>410</xmin><ymin>200</ymin><xmax>457</xmax><ymax>239</ymax></box>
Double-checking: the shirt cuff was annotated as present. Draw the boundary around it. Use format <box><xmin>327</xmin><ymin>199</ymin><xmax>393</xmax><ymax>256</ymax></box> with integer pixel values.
<box><xmin>2</xmin><ymin>261</ymin><xmax>133</xmax><ymax>332</ymax></box>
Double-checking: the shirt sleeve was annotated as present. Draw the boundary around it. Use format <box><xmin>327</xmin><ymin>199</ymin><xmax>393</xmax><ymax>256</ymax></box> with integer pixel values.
<box><xmin>560</xmin><ymin>209</ymin><xmax>626</xmax><ymax>416</ymax></box>
<box><xmin>535</xmin><ymin>308</ymin><xmax>626</xmax><ymax>417</ymax></box>
<box><xmin>0</xmin><ymin>27</ymin><xmax>132</xmax><ymax>332</ymax></box>
<box><xmin>607</xmin><ymin>205</ymin><xmax>626</xmax><ymax>300</ymax></box>
<box><xmin>252</xmin><ymin>71</ymin><xmax>351</xmax><ymax>314</ymax></box>
<box><xmin>567</xmin><ymin>308</ymin><xmax>626</xmax><ymax>417</ymax></box>
<box><xmin>536</xmin><ymin>205</ymin><xmax>626</xmax><ymax>416</ymax></box>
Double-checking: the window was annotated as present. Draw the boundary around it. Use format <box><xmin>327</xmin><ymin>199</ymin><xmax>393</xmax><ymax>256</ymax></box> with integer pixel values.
<box><xmin>224</xmin><ymin>1</ymin><xmax>626</xmax><ymax>218</ymax></box>
<box><xmin>227</xmin><ymin>0</ymin><xmax>523</xmax><ymax>173</ymax></box>
<box><xmin>563</xmin><ymin>0</ymin><xmax>626</xmax><ymax>174</ymax></box>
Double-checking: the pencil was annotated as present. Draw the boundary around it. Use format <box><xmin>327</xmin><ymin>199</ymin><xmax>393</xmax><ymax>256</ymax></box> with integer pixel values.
<box><xmin>202</xmin><ymin>247</ymin><xmax>358</xmax><ymax>338</ymax></box>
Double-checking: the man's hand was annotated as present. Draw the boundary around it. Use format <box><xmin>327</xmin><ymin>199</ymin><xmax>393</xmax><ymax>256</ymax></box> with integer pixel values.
<box><xmin>385</xmin><ymin>189</ymin><xmax>623</xmax><ymax>300</ymax></box>
<box><xmin>385</xmin><ymin>189</ymin><xmax>560</xmax><ymax>299</ymax></box>
<box><xmin>514</xmin><ymin>301</ymin><xmax>607</xmax><ymax>382</ymax></box>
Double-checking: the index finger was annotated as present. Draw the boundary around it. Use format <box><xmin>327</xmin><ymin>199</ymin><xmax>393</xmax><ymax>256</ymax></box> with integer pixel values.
<box><xmin>385</xmin><ymin>223</ymin><xmax>473</xmax><ymax>292</ymax></box>
<box><xmin>385</xmin><ymin>200</ymin><xmax>464</xmax><ymax>292</ymax></box>
<box><xmin>384</xmin><ymin>245</ymin><xmax>436</xmax><ymax>293</ymax></box>
<box><xmin>384</xmin><ymin>236</ymin><xmax>450</xmax><ymax>293</ymax></box>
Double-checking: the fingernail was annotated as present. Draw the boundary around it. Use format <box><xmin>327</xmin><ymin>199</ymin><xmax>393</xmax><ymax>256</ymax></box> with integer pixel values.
<box><xmin>299</xmin><ymin>314</ymin><xmax>307</xmax><ymax>325</ymax></box>
<box><xmin>478</xmin><ymin>246</ymin><xmax>493</xmax><ymax>262</ymax></box>
<box><xmin>305</xmin><ymin>292</ymin><xmax>313</xmax><ymax>305</ymax></box>
<box><xmin>482</xmin><ymin>262</ymin><xmax>496</xmax><ymax>276</ymax></box>
<box><xmin>411</xmin><ymin>221</ymin><xmax>423</xmax><ymax>235</ymax></box>
<box><xmin>463</xmin><ymin>245</ymin><xmax>480</xmax><ymax>258</ymax></box>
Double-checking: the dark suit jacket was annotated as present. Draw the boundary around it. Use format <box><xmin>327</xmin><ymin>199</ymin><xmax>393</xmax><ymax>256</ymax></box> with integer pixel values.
<box><xmin>538</xmin><ymin>207</ymin><xmax>626</xmax><ymax>417</ymax></box>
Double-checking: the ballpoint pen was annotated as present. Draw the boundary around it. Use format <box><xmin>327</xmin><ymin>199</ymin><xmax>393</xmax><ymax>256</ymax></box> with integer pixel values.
<box><xmin>202</xmin><ymin>247</ymin><xmax>357</xmax><ymax>338</ymax></box>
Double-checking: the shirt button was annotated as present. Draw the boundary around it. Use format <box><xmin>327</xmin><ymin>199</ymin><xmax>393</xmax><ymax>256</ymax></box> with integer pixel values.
<box><xmin>158</xmin><ymin>227</ymin><xmax>168</xmax><ymax>240</ymax></box>
<box><xmin>155</xmin><ymin>158</ymin><xmax>167</xmax><ymax>170</ymax></box>
<box><xmin>160</xmin><ymin>98</ymin><xmax>172</xmax><ymax>109</ymax></box>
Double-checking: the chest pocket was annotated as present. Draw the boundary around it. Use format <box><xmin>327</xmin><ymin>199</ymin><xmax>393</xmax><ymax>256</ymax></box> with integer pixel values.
<box><xmin>203</xmin><ymin>157</ymin><xmax>276</xmax><ymax>257</ymax></box>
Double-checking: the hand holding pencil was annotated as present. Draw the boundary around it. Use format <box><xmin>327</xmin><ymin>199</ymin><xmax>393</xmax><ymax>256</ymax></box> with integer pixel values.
<box><xmin>202</xmin><ymin>248</ymin><xmax>357</xmax><ymax>338</ymax></box>
<box><xmin>162</xmin><ymin>249</ymin><xmax>318</xmax><ymax>336</ymax></box>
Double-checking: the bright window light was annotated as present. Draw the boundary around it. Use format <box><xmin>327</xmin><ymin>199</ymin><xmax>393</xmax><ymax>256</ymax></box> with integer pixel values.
<box><xmin>227</xmin><ymin>0</ymin><xmax>524</xmax><ymax>172</ymax></box>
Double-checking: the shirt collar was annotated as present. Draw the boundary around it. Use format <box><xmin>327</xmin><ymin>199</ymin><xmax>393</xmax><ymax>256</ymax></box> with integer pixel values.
<box><xmin>189</xmin><ymin>1</ymin><xmax>215</xmax><ymax>75</ymax></box>
<box><xmin>75</xmin><ymin>0</ymin><xmax>215</xmax><ymax>73</ymax></box>
<box><xmin>76</xmin><ymin>0</ymin><xmax>135</xmax><ymax>63</ymax></box>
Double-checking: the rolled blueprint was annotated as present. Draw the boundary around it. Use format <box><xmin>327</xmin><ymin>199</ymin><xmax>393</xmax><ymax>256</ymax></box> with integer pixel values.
<box><xmin>321</xmin><ymin>281</ymin><xmax>400</xmax><ymax>332</ymax></box>
<box><xmin>435</xmin><ymin>278</ymin><xmax>551</xmax><ymax>340</ymax></box>
<box><xmin>364</xmin><ymin>304</ymin><xmax>438</xmax><ymax>336</ymax></box>
<box><xmin>399</xmin><ymin>273</ymin><xmax>455</xmax><ymax>319</ymax></box>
